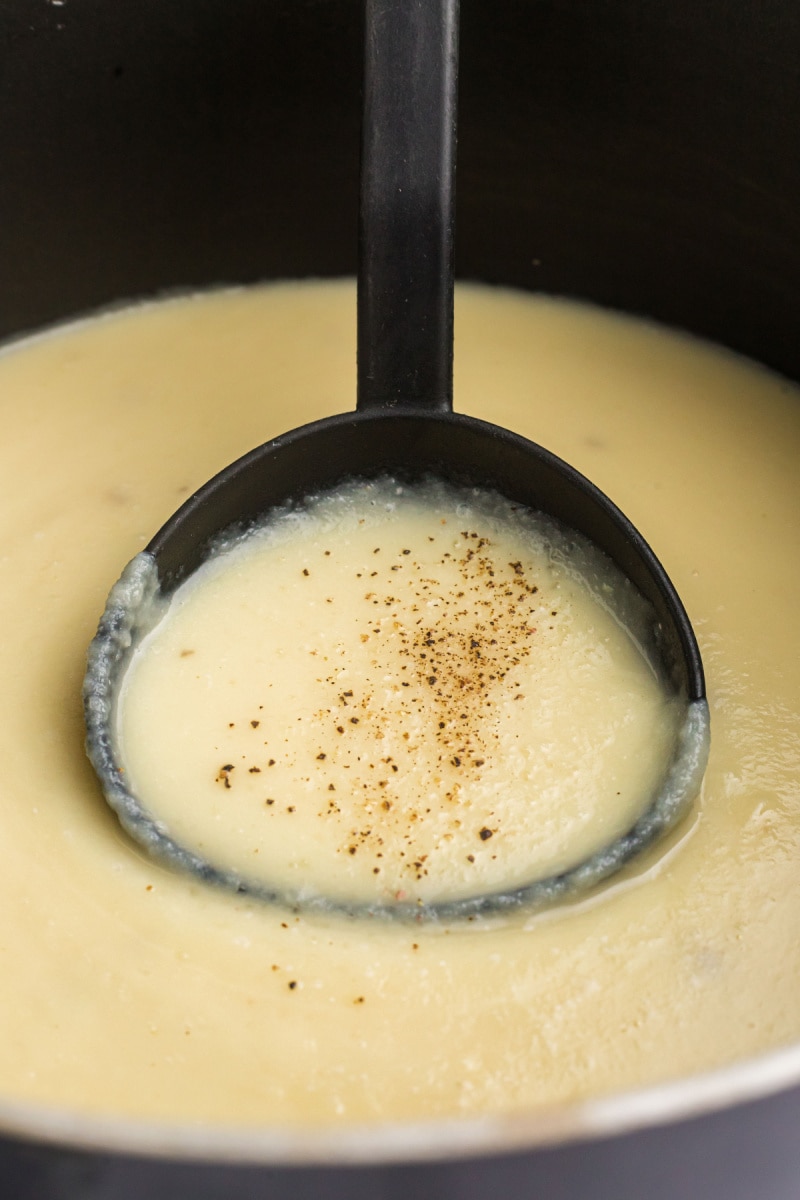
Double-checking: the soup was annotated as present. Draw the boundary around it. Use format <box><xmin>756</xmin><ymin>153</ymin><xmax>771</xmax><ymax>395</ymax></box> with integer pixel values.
<box><xmin>111</xmin><ymin>475</ymin><xmax>687</xmax><ymax>910</ymax></box>
<box><xmin>0</xmin><ymin>280</ymin><xmax>797</xmax><ymax>1126</ymax></box>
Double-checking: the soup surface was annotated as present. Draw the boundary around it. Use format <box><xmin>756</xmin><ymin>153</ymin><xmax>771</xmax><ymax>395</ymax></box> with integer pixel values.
<box><xmin>0</xmin><ymin>281</ymin><xmax>798</xmax><ymax>1126</ymax></box>
<box><xmin>114</xmin><ymin>476</ymin><xmax>685</xmax><ymax>910</ymax></box>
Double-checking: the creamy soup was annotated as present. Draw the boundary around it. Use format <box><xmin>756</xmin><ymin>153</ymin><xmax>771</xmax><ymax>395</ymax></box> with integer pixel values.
<box><xmin>0</xmin><ymin>281</ymin><xmax>798</xmax><ymax>1127</ymax></box>
<box><xmin>112</xmin><ymin>477</ymin><xmax>687</xmax><ymax>910</ymax></box>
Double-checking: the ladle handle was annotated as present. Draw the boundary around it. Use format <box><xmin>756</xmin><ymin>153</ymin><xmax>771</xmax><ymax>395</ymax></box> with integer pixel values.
<box><xmin>357</xmin><ymin>0</ymin><xmax>459</xmax><ymax>414</ymax></box>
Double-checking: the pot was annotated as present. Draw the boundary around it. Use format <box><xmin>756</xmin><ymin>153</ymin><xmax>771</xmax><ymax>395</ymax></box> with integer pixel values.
<box><xmin>1</xmin><ymin>1</ymin><xmax>799</xmax><ymax>1196</ymax></box>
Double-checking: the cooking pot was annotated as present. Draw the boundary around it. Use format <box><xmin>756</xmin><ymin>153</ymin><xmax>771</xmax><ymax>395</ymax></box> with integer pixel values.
<box><xmin>1</xmin><ymin>1</ymin><xmax>798</xmax><ymax>1196</ymax></box>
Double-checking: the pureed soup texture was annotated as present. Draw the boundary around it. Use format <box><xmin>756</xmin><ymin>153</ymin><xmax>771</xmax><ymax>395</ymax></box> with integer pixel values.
<box><xmin>0</xmin><ymin>281</ymin><xmax>798</xmax><ymax>1127</ymax></box>
<box><xmin>111</xmin><ymin>476</ymin><xmax>686</xmax><ymax>911</ymax></box>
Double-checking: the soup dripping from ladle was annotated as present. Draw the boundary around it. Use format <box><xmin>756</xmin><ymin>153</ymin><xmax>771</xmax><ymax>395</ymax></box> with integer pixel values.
<box><xmin>84</xmin><ymin>0</ymin><xmax>709</xmax><ymax>921</ymax></box>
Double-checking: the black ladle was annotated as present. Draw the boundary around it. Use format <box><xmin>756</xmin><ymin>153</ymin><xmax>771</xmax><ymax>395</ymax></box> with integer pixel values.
<box><xmin>85</xmin><ymin>0</ymin><xmax>709</xmax><ymax>921</ymax></box>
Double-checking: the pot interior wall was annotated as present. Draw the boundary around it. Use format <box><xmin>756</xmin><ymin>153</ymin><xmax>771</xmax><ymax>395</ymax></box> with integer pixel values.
<box><xmin>2</xmin><ymin>0</ymin><xmax>799</xmax><ymax>380</ymax></box>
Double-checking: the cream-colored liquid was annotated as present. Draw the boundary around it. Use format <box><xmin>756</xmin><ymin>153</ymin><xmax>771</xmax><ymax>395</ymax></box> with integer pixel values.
<box><xmin>0</xmin><ymin>281</ymin><xmax>798</xmax><ymax>1126</ymax></box>
<box><xmin>116</xmin><ymin>477</ymin><xmax>683</xmax><ymax>908</ymax></box>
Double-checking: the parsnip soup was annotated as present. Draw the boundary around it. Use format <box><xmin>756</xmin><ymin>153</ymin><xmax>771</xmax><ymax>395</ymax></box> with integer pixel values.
<box><xmin>0</xmin><ymin>281</ymin><xmax>797</xmax><ymax>1127</ymax></box>
<box><xmin>113</xmin><ymin>477</ymin><xmax>685</xmax><ymax>910</ymax></box>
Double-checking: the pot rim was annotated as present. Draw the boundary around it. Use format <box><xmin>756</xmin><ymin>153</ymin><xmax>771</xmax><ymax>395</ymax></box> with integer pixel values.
<box><xmin>1</xmin><ymin>1039</ymin><xmax>798</xmax><ymax>1166</ymax></box>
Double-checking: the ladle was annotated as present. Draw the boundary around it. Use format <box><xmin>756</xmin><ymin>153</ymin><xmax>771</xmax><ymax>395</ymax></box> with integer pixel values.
<box><xmin>84</xmin><ymin>0</ymin><xmax>709</xmax><ymax>921</ymax></box>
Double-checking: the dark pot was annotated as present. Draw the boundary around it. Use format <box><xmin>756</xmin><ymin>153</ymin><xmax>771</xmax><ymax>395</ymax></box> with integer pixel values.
<box><xmin>1</xmin><ymin>1</ymin><xmax>798</xmax><ymax>1197</ymax></box>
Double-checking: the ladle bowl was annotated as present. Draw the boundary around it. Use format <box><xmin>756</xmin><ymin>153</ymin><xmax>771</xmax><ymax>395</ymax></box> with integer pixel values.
<box><xmin>84</xmin><ymin>401</ymin><xmax>708</xmax><ymax>921</ymax></box>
